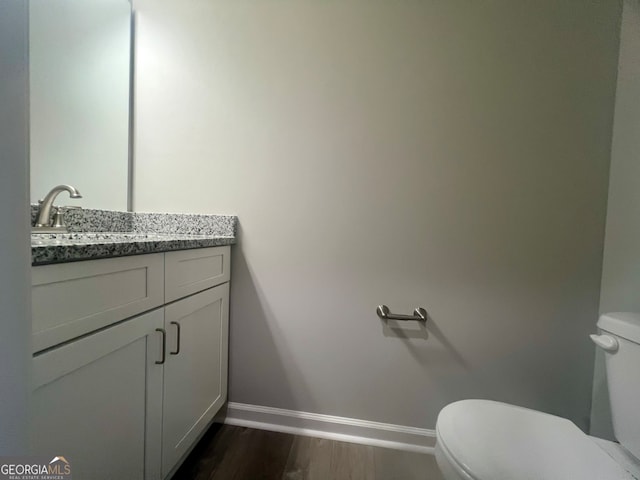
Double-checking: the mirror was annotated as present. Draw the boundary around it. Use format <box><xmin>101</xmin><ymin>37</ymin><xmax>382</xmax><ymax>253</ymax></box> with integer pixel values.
<box><xmin>29</xmin><ymin>0</ymin><xmax>132</xmax><ymax>211</ymax></box>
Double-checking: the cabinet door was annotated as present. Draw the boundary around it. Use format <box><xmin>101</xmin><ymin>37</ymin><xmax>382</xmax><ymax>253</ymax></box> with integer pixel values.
<box><xmin>31</xmin><ymin>308</ymin><xmax>165</xmax><ymax>480</ymax></box>
<box><xmin>162</xmin><ymin>283</ymin><xmax>229</xmax><ymax>477</ymax></box>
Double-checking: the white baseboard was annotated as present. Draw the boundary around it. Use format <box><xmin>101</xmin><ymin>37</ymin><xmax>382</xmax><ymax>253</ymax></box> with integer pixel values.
<box><xmin>220</xmin><ymin>402</ymin><xmax>436</xmax><ymax>454</ymax></box>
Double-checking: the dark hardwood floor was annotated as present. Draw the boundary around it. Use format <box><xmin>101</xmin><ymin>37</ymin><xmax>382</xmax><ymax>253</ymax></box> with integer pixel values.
<box><xmin>172</xmin><ymin>424</ymin><xmax>443</xmax><ymax>480</ymax></box>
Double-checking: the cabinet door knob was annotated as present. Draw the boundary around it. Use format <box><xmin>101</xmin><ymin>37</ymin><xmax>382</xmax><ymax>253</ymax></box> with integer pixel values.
<box><xmin>170</xmin><ymin>321</ymin><xmax>181</xmax><ymax>355</ymax></box>
<box><xmin>156</xmin><ymin>328</ymin><xmax>167</xmax><ymax>364</ymax></box>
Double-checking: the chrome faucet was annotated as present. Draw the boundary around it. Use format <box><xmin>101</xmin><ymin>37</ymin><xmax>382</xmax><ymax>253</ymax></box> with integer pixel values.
<box><xmin>34</xmin><ymin>184</ymin><xmax>82</xmax><ymax>230</ymax></box>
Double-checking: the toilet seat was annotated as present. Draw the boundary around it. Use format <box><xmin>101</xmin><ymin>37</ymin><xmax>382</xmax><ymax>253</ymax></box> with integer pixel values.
<box><xmin>435</xmin><ymin>400</ymin><xmax>636</xmax><ymax>480</ymax></box>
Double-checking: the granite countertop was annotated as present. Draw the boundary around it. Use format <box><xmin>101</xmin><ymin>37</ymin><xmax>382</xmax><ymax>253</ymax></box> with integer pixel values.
<box><xmin>31</xmin><ymin>232</ymin><xmax>236</xmax><ymax>265</ymax></box>
<box><xmin>31</xmin><ymin>207</ymin><xmax>237</xmax><ymax>266</ymax></box>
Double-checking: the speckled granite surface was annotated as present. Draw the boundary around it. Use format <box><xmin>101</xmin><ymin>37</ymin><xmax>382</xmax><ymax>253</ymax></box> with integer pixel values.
<box><xmin>32</xmin><ymin>232</ymin><xmax>235</xmax><ymax>265</ymax></box>
<box><xmin>131</xmin><ymin>212</ymin><xmax>237</xmax><ymax>236</ymax></box>
<box><xmin>31</xmin><ymin>206</ymin><xmax>237</xmax><ymax>265</ymax></box>
<box><xmin>30</xmin><ymin>205</ymin><xmax>236</xmax><ymax>236</ymax></box>
<box><xmin>31</xmin><ymin>205</ymin><xmax>133</xmax><ymax>232</ymax></box>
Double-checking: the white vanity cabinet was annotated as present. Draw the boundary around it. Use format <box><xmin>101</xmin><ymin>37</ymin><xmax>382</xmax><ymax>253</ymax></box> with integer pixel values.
<box><xmin>161</xmin><ymin>283</ymin><xmax>229</xmax><ymax>478</ymax></box>
<box><xmin>30</xmin><ymin>246</ymin><xmax>231</xmax><ymax>480</ymax></box>
<box><xmin>31</xmin><ymin>308</ymin><xmax>164</xmax><ymax>479</ymax></box>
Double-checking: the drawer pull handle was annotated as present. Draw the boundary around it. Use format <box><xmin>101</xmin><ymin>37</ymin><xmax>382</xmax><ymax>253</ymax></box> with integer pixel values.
<box><xmin>376</xmin><ymin>305</ymin><xmax>428</xmax><ymax>322</ymax></box>
<box><xmin>170</xmin><ymin>321</ymin><xmax>181</xmax><ymax>355</ymax></box>
<box><xmin>156</xmin><ymin>328</ymin><xmax>167</xmax><ymax>364</ymax></box>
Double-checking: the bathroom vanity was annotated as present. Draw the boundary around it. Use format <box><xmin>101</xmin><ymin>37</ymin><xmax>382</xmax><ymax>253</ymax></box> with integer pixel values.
<box><xmin>27</xmin><ymin>2</ymin><xmax>235</xmax><ymax>476</ymax></box>
<box><xmin>29</xmin><ymin>210</ymin><xmax>236</xmax><ymax>480</ymax></box>
<box><xmin>29</xmin><ymin>0</ymin><xmax>237</xmax><ymax>472</ymax></box>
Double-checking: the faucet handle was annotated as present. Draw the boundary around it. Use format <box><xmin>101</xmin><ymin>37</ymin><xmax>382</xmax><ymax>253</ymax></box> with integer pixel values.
<box><xmin>51</xmin><ymin>207</ymin><xmax>67</xmax><ymax>229</ymax></box>
<box><xmin>51</xmin><ymin>205</ymin><xmax>82</xmax><ymax>230</ymax></box>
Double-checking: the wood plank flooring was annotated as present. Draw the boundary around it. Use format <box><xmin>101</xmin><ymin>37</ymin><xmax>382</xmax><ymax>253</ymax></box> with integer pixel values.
<box><xmin>172</xmin><ymin>424</ymin><xmax>443</xmax><ymax>480</ymax></box>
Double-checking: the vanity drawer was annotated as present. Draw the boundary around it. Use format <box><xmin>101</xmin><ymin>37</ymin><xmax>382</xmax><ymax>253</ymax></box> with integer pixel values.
<box><xmin>165</xmin><ymin>246</ymin><xmax>230</xmax><ymax>303</ymax></box>
<box><xmin>32</xmin><ymin>253</ymin><xmax>164</xmax><ymax>352</ymax></box>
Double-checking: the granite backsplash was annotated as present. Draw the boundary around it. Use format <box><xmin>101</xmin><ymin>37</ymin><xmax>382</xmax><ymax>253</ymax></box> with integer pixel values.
<box><xmin>30</xmin><ymin>205</ymin><xmax>237</xmax><ymax>237</ymax></box>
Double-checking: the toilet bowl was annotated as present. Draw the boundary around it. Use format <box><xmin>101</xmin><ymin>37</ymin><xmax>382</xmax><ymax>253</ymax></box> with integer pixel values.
<box><xmin>435</xmin><ymin>400</ymin><xmax>639</xmax><ymax>480</ymax></box>
<box><xmin>434</xmin><ymin>313</ymin><xmax>640</xmax><ymax>480</ymax></box>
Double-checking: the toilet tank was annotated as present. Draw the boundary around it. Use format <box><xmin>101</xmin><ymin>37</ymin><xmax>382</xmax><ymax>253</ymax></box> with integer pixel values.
<box><xmin>595</xmin><ymin>313</ymin><xmax>640</xmax><ymax>459</ymax></box>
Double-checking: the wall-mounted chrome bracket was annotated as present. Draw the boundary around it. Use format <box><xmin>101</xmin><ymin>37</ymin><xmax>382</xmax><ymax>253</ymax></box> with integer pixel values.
<box><xmin>376</xmin><ymin>305</ymin><xmax>427</xmax><ymax>322</ymax></box>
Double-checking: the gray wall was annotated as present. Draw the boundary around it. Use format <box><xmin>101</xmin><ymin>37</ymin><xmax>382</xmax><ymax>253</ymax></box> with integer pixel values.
<box><xmin>133</xmin><ymin>0</ymin><xmax>621</xmax><ymax>430</ymax></box>
<box><xmin>591</xmin><ymin>0</ymin><xmax>640</xmax><ymax>440</ymax></box>
<box><xmin>0</xmin><ymin>0</ymin><xmax>32</xmax><ymax>455</ymax></box>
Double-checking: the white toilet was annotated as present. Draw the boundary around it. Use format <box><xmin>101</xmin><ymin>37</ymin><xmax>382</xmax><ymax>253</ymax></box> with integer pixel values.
<box><xmin>434</xmin><ymin>312</ymin><xmax>640</xmax><ymax>480</ymax></box>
